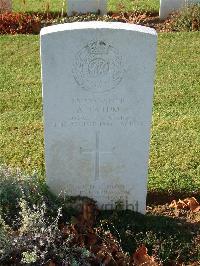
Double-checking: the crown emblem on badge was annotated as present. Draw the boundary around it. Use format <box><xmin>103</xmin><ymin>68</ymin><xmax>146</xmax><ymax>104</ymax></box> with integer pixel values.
<box><xmin>87</xmin><ymin>41</ymin><xmax>109</xmax><ymax>55</ymax></box>
<box><xmin>73</xmin><ymin>40</ymin><xmax>124</xmax><ymax>93</ymax></box>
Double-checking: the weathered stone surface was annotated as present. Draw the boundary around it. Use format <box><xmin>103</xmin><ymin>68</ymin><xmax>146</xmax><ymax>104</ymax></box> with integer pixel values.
<box><xmin>160</xmin><ymin>0</ymin><xmax>200</xmax><ymax>19</ymax></box>
<box><xmin>67</xmin><ymin>0</ymin><xmax>106</xmax><ymax>16</ymax></box>
<box><xmin>0</xmin><ymin>0</ymin><xmax>12</xmax><ymax>12</ymax></box>
<box><xmin>40</xmin><ymin>22</ymin><xmax>157</xmax><ymax>214</ymax></box>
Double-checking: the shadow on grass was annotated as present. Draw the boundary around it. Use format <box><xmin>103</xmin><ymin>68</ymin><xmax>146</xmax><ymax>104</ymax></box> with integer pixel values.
<box><xmin>98</xmin><ymin>210</ymin><xmax>200</xmax><ymax>263</ymax></box>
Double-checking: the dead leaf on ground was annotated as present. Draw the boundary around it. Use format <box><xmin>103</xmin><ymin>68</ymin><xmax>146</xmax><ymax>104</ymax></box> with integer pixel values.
<box><xmin>80</xmin><ymin>201</ymin><xmax>98</xmax><ymax>226</ymax></box>
<box><xmin>132</xmin><ymin>245</ymin><xmax>159</xmax><ymax>266</ymax></box>
<box><xmin>47</xmin><ymin>261</ymin><xmax>56</xmax><ymax>266</ymax></box>
<box><xmin>169</xmin><ymin>199</ymin><xmax>187</xmax><ymax>209</ymax></box>
<box><xmin>169</xmin><ymin>197</ymin><xmax>200</xmax><ymax>212</ymax></box>
<box><xmin>183</xmin><ymin>197</ymin><xmax>200</xmax><ymax>212</ymax></box>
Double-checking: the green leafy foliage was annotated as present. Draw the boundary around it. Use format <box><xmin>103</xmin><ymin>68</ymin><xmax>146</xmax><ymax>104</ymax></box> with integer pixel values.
<box><xmin>168</xmin><ymin>4</ymin><xmax>200</xmax><ymax>32</ymax></box>
<box><xmin>0</xmin><ymin>199</ymin><xmax>93</xmax><ymax>265</ymax></box>
<box><xmin>0</xmin><ymin>166</ymin><xmax>87</xmax><ymax>227</ymax></box>
<box><xmin>0</xmin><ymin>166</ymin><xmax>45</xmax><ymax>223</ymax></box>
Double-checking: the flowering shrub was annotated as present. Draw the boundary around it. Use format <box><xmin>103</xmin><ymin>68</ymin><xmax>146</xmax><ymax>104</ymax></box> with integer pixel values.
<box><xmin>0</xmin><ymin>12</ymin><xmax>116</xmax><ymax>34</ymax></box>
<box><xmin>0</xmin><ymin>12</ymin><xmax>45</xmax><ymax>34</ymax></box>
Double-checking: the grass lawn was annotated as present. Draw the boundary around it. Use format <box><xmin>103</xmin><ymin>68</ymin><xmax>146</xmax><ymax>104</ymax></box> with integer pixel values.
<box><xmin>12</xmin><ymin>0</ymin><xmax>160</xmax><ymax>13</ymax></box>
<box><xmin>0</xmin><ymin>32</ymin><xmax>200</xmax><ymax>196</ymax></box>
<box><xmin>150</xmin><ymin>32</ymin><xmax>200</xmax><ymax>194</ymax></box>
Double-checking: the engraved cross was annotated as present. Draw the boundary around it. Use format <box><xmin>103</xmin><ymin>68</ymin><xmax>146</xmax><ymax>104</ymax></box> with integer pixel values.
<box><xmin>80</xmin><ymin>131</ymin><xmax>115</xmax><ymax>180</ymax></box>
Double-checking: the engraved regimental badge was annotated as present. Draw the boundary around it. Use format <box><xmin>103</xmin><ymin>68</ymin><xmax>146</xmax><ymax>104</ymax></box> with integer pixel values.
<box><xmin>73</xmin><ymin>40</ymin><xmax>124</xmax><ymax>93</ymax></box>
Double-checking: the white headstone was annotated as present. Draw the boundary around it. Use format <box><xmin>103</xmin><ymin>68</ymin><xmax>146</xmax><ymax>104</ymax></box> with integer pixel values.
<box><xmin>160</xmin><ymin>0</ymin><xmax>200</xmax><ymax>19</ymax></box>
<box><xmin>67</xmin><ymin>0</ymin><xmax>106</xmax><ymax>16</ymax></box>
<box><xmin>0</xmin><ymin>0</ymin><xmax>12</xmax><ymax>12</ymax></box>
<box><xmin>40</xmin><ymin>22</ymin><xmax>157</xmax><ymax>214</ymax></box>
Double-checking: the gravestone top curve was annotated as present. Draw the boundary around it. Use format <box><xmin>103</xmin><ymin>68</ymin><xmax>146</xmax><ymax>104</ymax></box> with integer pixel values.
<box><xmin>40</xmin><ymin>21</ymin><xmax>157</xmax><ymax>36</ymax></box>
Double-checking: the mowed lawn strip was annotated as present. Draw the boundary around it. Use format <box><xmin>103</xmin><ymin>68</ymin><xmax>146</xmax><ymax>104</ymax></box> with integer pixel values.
<box><xmin>12</xmin><ymin>0</ymin><xmax>160</xmax><ymax>13</ymax></box>
<box><xmin>0</xmin><ymin>36</ymin><xmax>44</xmax><ymax>176</ymax></box>
<box><xmin>0</xmin><ymin>32</ymin><xmax>200</xmax><ymax>193</ymax></box>
<box><xmin>150</xmin><ymin>32</ymin><xmax>200</xmax><ymax>193</ymax></box>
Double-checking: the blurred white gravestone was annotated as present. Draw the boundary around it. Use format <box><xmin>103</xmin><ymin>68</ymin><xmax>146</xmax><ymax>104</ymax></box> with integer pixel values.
<box><xmin>67</xmin><ymin>0</ymin><xmax>106</xmax><ymax>16</ymax></box>
<box><xmin>40</xmin><ymin>22</ymin><xmax>157</xmax><ymax>214</ymax></box>
<box><xmin>160</xmin><ymin>0</ymin><xmax>200</xmax><ymax>19</ymax></box>
<box><xmin>0</xmin><ymin>0</ymin><xmax>12</xmax><ymax>12</ymax></box>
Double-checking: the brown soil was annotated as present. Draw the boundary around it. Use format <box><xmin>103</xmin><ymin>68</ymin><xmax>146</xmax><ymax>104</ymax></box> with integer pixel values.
<box><xmin>147</xmin><ymin>203</ymin><xmax>200</xmax><ymax>225</ymax></box>
<box><xmin>147</xmin><ymin>191</ymin><xmax>200</xmax><ymax>205</ymax></box>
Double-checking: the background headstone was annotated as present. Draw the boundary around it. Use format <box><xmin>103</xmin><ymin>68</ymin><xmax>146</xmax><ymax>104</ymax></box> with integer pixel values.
<box><xmin>40</xmin><ymin>22</ymin><xmax>157</xmax><ymax>214</ymax></box>
<box><xmin>67</xmin><ymin>0</ymin><xmax>106</xmax><ymax>16</ymax></box>
<box><xmin>0</xmin><ymin>0</ymin><xmax>12</xmax><ymax>12</ymax></box>
<box><xmin>160</xmin><ymin>0</ymin><xmax>200</xmax><ymax>19</ymax></box>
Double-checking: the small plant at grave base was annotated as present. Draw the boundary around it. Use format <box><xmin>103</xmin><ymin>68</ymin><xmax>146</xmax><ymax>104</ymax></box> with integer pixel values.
<box><xmin>167</xmin><ymin>4</ymin><xmax>200</xmax><ymax>32</ymax></box>
<box><xmin>0</xmin><ymin>12</ymin><xmax>116</xmax><ymax>35</ymax></box>
<box><xmin>0</xmin><ymin>11</ymin><xmax>162</xmax><ymax>35</ymax></box>
<box><xmin>0</xmin><ymin>166</ymin><xmax>38</xmax><ymax>221</ymax></box>
<box><xmin>0</xmin><ymin>166</ymin><xmax>160</xmax><ymax>265</ymax></box>
<box><xmin>0</xmin><ymin>165</ymin><xmax>60</xmax><ymax>225</ymax></box>
<box><xmin>54</xmin><ymin>13</ymin><xmax>118</xmax><ymax>25</ymax></box>
<box><xmin>0</xmin><ymin>12</ymin><xmax>43</xmax><ymax>34</ymax></box>
<box><xmin>0</xmin><ymin>199</ymin><xmax>96</xmax><ymax>265</ymax></box>
<box><xmin>0</xmin><ymin>201</ymin><xmax>160</xmax><ymax>265</ymax></box>
<box><xmin>0</xmin><ymin>166</ymin><xmax>200</xmax><ymax>263</ymax></box>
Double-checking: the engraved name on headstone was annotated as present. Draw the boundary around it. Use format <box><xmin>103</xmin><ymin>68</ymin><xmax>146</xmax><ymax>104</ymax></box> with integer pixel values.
<box><xmin>40</xmin><ymin>22</ymin><xmax>157</xmax><ymax>213</ymax></box>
